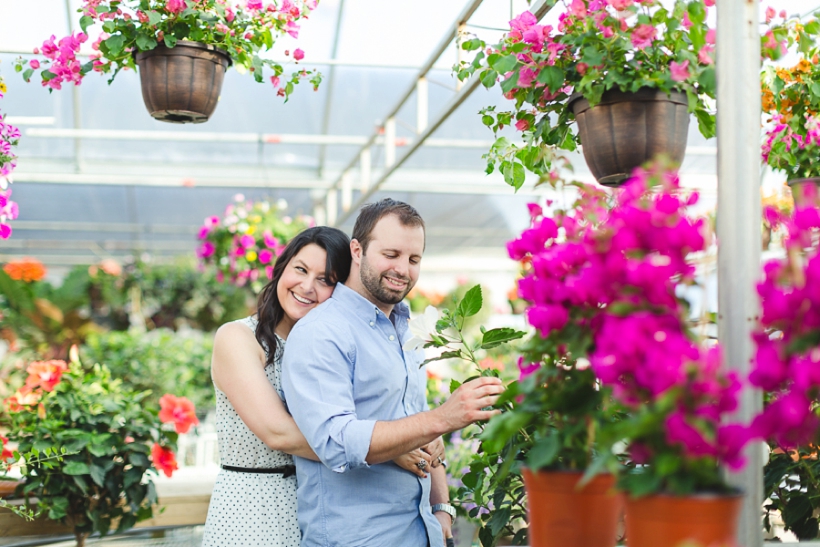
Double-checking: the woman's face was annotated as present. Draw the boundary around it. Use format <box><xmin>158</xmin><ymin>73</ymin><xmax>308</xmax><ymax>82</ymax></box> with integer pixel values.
<box><xmin>277</xmin><ymin>243</ymin><xmax>335</xmax><ymax>325</ymax></box>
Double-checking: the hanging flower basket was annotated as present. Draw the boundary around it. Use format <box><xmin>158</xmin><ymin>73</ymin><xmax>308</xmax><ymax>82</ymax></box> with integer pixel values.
<box><xmin>522</xmin><ymin>470</ymin><xmax>622</xmax><ymax>547</ymax></box>
<box><xmin>134</xmin><ymin>42</ymin><xmax>232</xmax><ymax>124</ymax></box>
<box><xmin>624</xmin><ymin>492</ymin><xmax>743</xmax><ymax>547</ymax></box>
<box><xmin>568</xmin><ymin>88</ymin><xmax>690</xmax><ymax>187</ymax></box>
<box><xmin>787</xmin><ymin>177</ymin><xmax>820</xmax><ymax>206</ymax></box>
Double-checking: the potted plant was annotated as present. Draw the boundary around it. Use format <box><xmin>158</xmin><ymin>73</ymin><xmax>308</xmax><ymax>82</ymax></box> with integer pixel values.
<box><xmin>0</xmin><ymin>65</ymin><xmax>20</xmax><ymax>239</ymax></box>
<box><xmin>403</xmin><ymin>286</ymin><xmax>528</xmax><ymax>547</ymax></box>
<box><xmin>15</xmin><ymin>0</ymin><xmax>322</xmax><ymax>123</ymax></box>
<box><xmin>2</xmin><ymin>347</ymin><xmax>198</xmax><ymax>547</ymax></box>
<box><xmin>761</xmin><ymin>13</ymin><xmax>820</xmax><ymax>200</ymax></box>
<box><xmin>455</xmin><ymin>0</ymin><xmax>716</xmax><ymax>187</ymax></box>
<box><xmin>748</xmin><ymin>182</ymin><xmax>820</xmax><ymax>539</ymax></box>
<box><xmin>496</xmin><ymin>160</ymin><xmax>756</xmax><ymax>547</ymax></box>
<box><xmin>197</xmin><ymin>194</ymin><xmax>313</xmax><ymax>292</ymax></box>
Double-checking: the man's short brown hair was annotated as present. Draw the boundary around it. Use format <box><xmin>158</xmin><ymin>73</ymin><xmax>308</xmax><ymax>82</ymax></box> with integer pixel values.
<box><xmin>352</xmin><ymin>198</ymin><xmax>426</xmax><ymax>253</ymax></box>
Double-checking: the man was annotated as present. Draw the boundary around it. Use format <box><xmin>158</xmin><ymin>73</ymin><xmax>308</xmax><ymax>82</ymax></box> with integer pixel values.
<box><xmin>282</xmin><ymin>199</ymin><xmax>504</xmax><ymax>547</ymax></box>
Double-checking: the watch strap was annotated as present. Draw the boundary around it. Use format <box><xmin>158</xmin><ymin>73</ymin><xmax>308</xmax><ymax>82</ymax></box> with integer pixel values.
<box><xmin>431</xmin><ymin>503</ymin><xmax>457</xmax><ymax>524</ymax></box>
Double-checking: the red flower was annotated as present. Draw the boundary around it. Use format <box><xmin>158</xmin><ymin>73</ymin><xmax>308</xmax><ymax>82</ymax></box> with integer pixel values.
<box><xmin>158</xmin><ymin>394</ymin><xmax>199</xmax><ymax>434</ymax></box>
<box><xmin>151</xmin><ymin>444</ymin><xmax>178</xmax><ymax>478</ymax></box>
<box><xmin>1</xmin><ymin>436</ymin><xmax>13</xmax><ymax>462</ymax></box>
<box><xmin>24</xmin><ymin>360</ymin><xmax>68</xmax><ymax>392</ymax></box>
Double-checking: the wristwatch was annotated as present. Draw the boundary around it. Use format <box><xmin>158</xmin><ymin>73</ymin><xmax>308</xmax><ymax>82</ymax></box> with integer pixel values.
<box><xmin>431</xmin><ymin>503</ymin><xmax>457</xmax><ymax>525</ymax></box>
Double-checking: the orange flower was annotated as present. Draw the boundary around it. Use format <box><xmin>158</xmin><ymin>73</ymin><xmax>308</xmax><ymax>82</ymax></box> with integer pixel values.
<box><xmin>479</xmin><ymin>357</ymin><xmax>505</xmax><ymax>371</ymax></box>
<box><xmin>158</xmin><ymin>394</ymin><xmax>199</xmax><ymax>434</ymax></box>
<box><xmin>151</xmin><ymin>443</ymin><xmax>178</xmax><ymax>478</ymax></box>
<box><xmin>3</xmin><ymin>258</ymin><xmax>46</xmax><ymax>283</ymax></box>
<box><xmin>24</xmin><ymin>360</ymin><xmax>68</xmax><ymax>392</ymax></box>
<box><xmin>5</xmin><ymin>388</ymin><xmax>41</xmax><ymax>413</ymax></box>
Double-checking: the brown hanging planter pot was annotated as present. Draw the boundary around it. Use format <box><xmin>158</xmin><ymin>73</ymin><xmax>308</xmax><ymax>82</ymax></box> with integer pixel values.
<box><xmin>134</xmin><ymin>41</ymin><xmax>232</xmax><ymax>124</ymax></box>
<box><xmin>788</xmin><ymin>177</ymin><xmax>820</xmax><ymax>206</ymax></box>
<box><xmin>568</xmin><ymin>88</ymin><xmax>690</xmax><ymax>187</ymax></box>
<box><xmin>522</xmin><ymin>469</ymin><xmax>622</xmax><ymax>547</ymax></box>
<box><xmin>624</xmin><ymin>492</ymin><xmax>743</xmax><ymax>547</ymax></box>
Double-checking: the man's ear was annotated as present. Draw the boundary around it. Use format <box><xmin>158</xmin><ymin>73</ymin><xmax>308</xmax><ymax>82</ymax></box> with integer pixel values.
<box><xmin>350</xmin><ymin>239</ymin><xmax>363</xmax><ymax>266</ymax></box>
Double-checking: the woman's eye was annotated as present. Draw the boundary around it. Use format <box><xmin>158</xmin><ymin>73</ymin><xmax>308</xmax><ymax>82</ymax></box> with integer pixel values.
<box><xmin>296</xmin><ymin>266</ymin><xmax>307</xmax><ymax>273</ymax></box>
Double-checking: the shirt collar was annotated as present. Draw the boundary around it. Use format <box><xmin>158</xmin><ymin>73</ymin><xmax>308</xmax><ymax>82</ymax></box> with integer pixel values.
<box><xmin>333</xmin><ymin>282</ymin><xmax>410</xmax><ymax>322</ymax></box>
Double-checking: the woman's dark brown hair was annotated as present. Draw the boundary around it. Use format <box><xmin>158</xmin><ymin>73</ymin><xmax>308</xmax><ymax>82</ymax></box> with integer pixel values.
<box><xmin>255</xmin><ymin>226</ymin><xmax>351</xmax><ymax>365</ymax></box>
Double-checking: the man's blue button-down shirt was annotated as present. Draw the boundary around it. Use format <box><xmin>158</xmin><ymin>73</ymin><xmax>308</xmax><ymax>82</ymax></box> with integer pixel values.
<box><xmin>281</xmin><ymin>282</ymin><xmax>442</xmax><ymax>547</ymax></box>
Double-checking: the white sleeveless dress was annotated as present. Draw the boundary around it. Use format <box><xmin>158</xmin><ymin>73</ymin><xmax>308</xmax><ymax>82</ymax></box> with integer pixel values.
<box><xmin>201</xmin><ymin>316</ymin><xmax>300</xmax><ymax>547</ymax></box>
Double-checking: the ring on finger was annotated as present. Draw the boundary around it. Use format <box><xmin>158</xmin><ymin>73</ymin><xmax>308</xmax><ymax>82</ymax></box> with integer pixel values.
<box><xmin>416</xmin><ymin>459</ymin><xmax>428</xmax><ymax>471</ymax></box>
<box><xmin>437</xmin><ymin>456</ymin><xmax>443</xmax><ymax>465</ymax></box>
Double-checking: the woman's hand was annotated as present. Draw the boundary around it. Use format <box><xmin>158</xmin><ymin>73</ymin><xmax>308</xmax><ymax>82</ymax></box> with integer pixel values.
<box><xmin>393</xmin><ymin>449</ymin><xmax>434</xmax><ymax>478</ymax></box>
<box><xmin>422</xmin><ymin>437</ymin><xmax>445</xmax><ymax>468</ymax></box>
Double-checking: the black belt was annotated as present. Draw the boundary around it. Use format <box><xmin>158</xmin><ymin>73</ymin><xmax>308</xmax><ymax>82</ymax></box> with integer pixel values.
<box><xmin>221</xmin><ymin>464</ymin><xmax>296</xmax><ymax>478</ymax></box>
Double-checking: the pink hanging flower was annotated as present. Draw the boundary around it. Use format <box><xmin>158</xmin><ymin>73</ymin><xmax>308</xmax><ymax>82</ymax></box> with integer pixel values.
<box><xmin>670</xmin><ymin>60</ymin><xmax>691</xmax><ymax>82</ymax></box>
<box><xmin>631</xmin><ymin>24</ymin><xmax>657</xmax><ymax>50</ymax></box>
<box><xmin>293</xmin><ymin>48</ymin><xmax>305</xmax><ymax>61</ymax></box>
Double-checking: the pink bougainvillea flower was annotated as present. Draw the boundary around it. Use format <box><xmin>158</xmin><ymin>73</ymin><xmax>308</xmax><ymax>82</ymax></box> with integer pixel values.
<box><xmin>247</xmin><ymin>0</ymin><xmax>263</xmax><ymax>10</ymax></box>
<box><xmin>196</xmin><ymin>242</ymin><xmax>216</xmax><ymax>259</ymax></box>
<box><xmin>293</xmin><ymin>48</ymin><xmax>305</xmax><ymax>61</ymax></box>
<box><xmin>258</xmin><ymin>249</ymin><xmax>274</xmax><ymax>264</ymax></box>
<box><xmin>606</xmin><ymin>0</ymin><xmax>633</xmax><ymax>9</ymax></box>
<box><xmin>239</xmin><ymin>234</ymin><xmax>256</xmax><ymax>249</ymax></box>
<box><xmin>569</xmin><ymin>0</ymin><xmax>587</xmax><ymax>18</ymax></box>
<box><xmin>670</xmin><ymin>60</ymin><xmax>691</xmax><ymax>82</ymax></box>
<box><xmin>510</xmin><ymin>11</ymin><xmax>538</xmax><ymax>33</ymax></box>
<box><xmin>151</xmin><ymin>443</ymin><xmax>179</xmax><ymax>477</ymax></box>
<box><xmin>517</xmin><ymin>357</ymin><xmax>540</xmax><ymax>381</ymax></box>
<box><xmin>159</xmin><ymin>394</ymin><xmax>200</xmax><ymax>434</ymax></box>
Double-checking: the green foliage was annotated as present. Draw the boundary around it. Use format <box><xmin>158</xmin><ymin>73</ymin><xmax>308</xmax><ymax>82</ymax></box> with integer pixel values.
<box><xmin>417</xmin><ymin>286</ymin><xmax>528</xmax><ymax>546</ymax></box>
<box><xmin>4</xmin><ymin>355</ymin><xmax>177</xmax><ymax>545</ymax></box>
<box><xmin>80</xmin><ymin>328</ymin><xmax>215</xmax><ymax>413</ymax></box>
<box><xmin>764</xmin><ymin>449</ymin><xmax>820</xmax><ymax>540</ymax></box>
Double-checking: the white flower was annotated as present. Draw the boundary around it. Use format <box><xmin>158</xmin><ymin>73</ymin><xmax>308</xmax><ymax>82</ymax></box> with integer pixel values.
<box><xmin>277</xmin><ymin>198</ymin><xmax>288</xmax><ymax>210</ymax></box>
<box><xmin>403</xmin><ymin>305</ymin><xmax>440</xmax><ymax>352</ymax></box>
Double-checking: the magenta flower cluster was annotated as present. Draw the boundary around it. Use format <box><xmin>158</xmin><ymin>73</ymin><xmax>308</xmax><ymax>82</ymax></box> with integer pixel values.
<box><xmin>749</xmin><ymin>184</ymin><xmax>820</xmax><ymax>449</ymax></box>
<box><xmin>197</xmin><ymin>194</ymin><xmax>312</xmax><ymax>290</ymax></box>
<box><xmin>0</xmin><ymin>79</ymin><xmax>20</xmax><ymax>240</ymax></box>
<box><xmin>33</xmin><ymin>32</ymin><xmax>89</xmax><ymax>91</ymax></box>
<box><xmin>508</xmin><ymin>164</ymin><xmax>751</xmax><ymax>471</ymax></box>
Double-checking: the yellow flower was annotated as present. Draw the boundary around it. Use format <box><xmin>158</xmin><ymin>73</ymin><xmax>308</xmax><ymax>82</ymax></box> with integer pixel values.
<box><xmin>250</xmin><ymin>215</ymin><xmax>262</xmax><ymax>223</ymax></box>
<box><xmin>795</xmin><ymin>58</ymin><xmax>812</xmax><ymax>74</ymax></box>
<box><xmin>245</xmin><ymin>225</ymin><xmax>256</xmax><ymax>235</ymax></box>
<box><xmin>245</xmin><ymin>251</ymin><xmax>258</xmax><ymax>262</ymax></box>
<box><xmin>0</xmin><ymin>81</ymin><xmax>7</xmax><ymax>93</ymax></box>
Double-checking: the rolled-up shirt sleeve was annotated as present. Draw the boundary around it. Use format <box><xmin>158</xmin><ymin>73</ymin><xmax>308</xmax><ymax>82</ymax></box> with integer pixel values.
<box><xmin>282</xmin><ymin>316</ymin><xmax>375</xmax><ymax>473</ymax></box>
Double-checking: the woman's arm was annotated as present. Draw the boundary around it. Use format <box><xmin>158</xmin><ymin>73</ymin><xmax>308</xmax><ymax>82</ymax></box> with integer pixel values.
<box><xmin>211</xmin><ymin>322</ymin><xmax>318</xmax><ymax>461</ymax></box>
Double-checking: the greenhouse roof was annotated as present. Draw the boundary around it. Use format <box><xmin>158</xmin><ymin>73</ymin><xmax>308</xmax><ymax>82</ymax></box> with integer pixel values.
<box><xmin>0</xmin><ymin>0</ymin><xmax>816</xmax><ymax>271</ymax></box>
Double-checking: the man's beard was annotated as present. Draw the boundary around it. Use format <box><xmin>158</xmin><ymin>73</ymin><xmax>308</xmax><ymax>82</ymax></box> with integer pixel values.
<box><xmin>360</xmin><ymin>254</ymin><xmax>413</xmax><ymax>306</ymax></box>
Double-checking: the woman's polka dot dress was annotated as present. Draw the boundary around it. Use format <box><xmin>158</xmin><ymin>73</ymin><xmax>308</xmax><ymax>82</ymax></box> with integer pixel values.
<box><xmin>202</xmin><ymin>317</ymin><xmax>300</xmax><ymax>547</ymax></box>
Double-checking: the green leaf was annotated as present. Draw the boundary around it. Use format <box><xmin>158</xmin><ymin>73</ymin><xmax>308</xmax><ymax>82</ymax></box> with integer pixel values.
<box><xmin>63</xmin><ymin>461</ymin><xmax>90</xmax><ymax>475</ymax></box>
<box><xmin>694</xmin><ymin>108</ymin><xmax>716</xmax><ymax>140</ymax></box>
<box><xmin>147</xmin><ymin>10</ymin><xmax>162</xmax><ymax>25</ymax></box>
<box><xmin>79</xmin><ymin>15</ymin><xmax>95</xmax><ymax>33</ymax></box>
<box><xmin>500</xmin><ymin>73</ymin><xmax>519</xmax><ymax>94</ymax></box>
<box><xmin>527</xmin><ymin>433</ymin><xmax>560</xmax><ymax>469</ymax></box>
<box><xmin>420</xmin><ymin>350</ymin><xmax>463</xmax><ymax>367</ymax></box>
<box><xmin>480</xmin><ymin>69</ymin><xmax>498</xmax><ymax>89</ymax></box>
<box><xmin>104</xmin><ymin>35</ymin><xmax>126</xmax><ymax>56</ymax></box>
<box><xmin>462</xmin><ymin>38</ymin><xmax>483</xmax><ymax>51</ymax></box>
<box><xmin>537</xmin><ymin>66</ymin><xmax>564</xmax><ymax>92</ymax></box>
<box><xmin>164</xmin><ymin>35</ymin><xmax>178</xmax><ymax>49</ymax></box>
<box><xmin>697</xmin><ymin>66</ymin><xmax>716</xmax><ymax>96</ymax></box>
<box><xmin>135</xmin><ymin>33</ymin><xmax>157</xmax><ymax>51</ymax></box>
<box><xmin>480</xmin><ymin>328</ymin><xmax>526</xmax><ymax>349</ymax></box>
<box><xmin>129</xmin><ymin>452</ymin><xmax>150</xmax><ymax>467</ymax></box>
<box><xmin>457</xmin><ymin>285</ymin><xmax>483</xmax><ymax>319</ymax></box>
<box><xmin>490</xmin><ymin>54</ymin><xmax>518</xmax><ymax>74</ymax></box>
<box><xmin>449</xmin><ymin>379</ymin><xmax>462</xmax><ymax>394</ymax></box>
<box><xmin>487</xmin><ymin>505</ymin><xmax>512</xmax><ymax>537</ymax></box>
<box><xmin>89</xmin><ymin>464</ymin><xmax>106</xmax><ymax>487</ymax></box>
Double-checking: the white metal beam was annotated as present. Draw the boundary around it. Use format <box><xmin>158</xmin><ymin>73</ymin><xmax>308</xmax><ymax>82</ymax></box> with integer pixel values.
<box><xmin>716</xmin><ymin>0</ymin><xmax>763</xmax><ymax>545</ymax></box>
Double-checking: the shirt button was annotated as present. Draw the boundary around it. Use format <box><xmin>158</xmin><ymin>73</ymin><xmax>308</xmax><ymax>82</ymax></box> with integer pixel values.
<box><xmin>389</xmin><ymin>335</ymin><xmax>395</xmax><ymax>341</ymax></box>
<box><xmin>369</xmin><ymin>321</ymin><xmax>375</xmax><ymax>327</ymax></box>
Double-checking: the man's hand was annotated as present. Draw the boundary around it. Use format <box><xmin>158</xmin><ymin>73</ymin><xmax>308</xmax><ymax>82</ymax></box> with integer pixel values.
<box><xmin>434</xmin><ymin>511</ymin><xmax>453</xmax><ymax>546</ymax></box>
<box><xmin>393</xmin><ymin>449</ymin><xmax>433</xmax><ymax>478</ymax></box>
<box><xmin>433</xmin><ymin>377</ymin><xmax>504</xmax><ymax>432</ymax></box>
<box><xmin>423</xmin><ymin>437</ymin><xmax>445</xmax><ymax>468</ymax></box>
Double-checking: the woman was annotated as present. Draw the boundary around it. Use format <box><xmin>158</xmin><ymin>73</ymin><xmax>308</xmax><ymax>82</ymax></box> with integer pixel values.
<box><xmin>202</xmin><ymin>226</ymin><xmax>443</xmax><ymax>547</ymax></box>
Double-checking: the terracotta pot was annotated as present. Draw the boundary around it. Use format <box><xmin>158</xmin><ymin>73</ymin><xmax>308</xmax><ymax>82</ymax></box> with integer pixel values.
<box><xmin>522</xmin><ymin>469</ymin><xmax>622</xmax><ymax>547</ymax></box>
<box><xmin>569</xmin><ymin>88</ymin><xmax>690</xmax><ymax>187</ymax></box>
<box><xmin>134</xmin><ymin>41</ymin><xmax>232</xmax><ymax>124</ymax></box>
<box><xmin>788</xmin><ymin>177</ymin><xmax>820</xmax><ymax>206</ymax></box>
<box><xmin>625</xmin><ymin>492</ymin><xmax>743</xmax><ymax>547</ymax></box>
<box><xmin>0</xmin><ymin>479</ymin><xmax>22</xmax><ymax>499</ymax></box>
